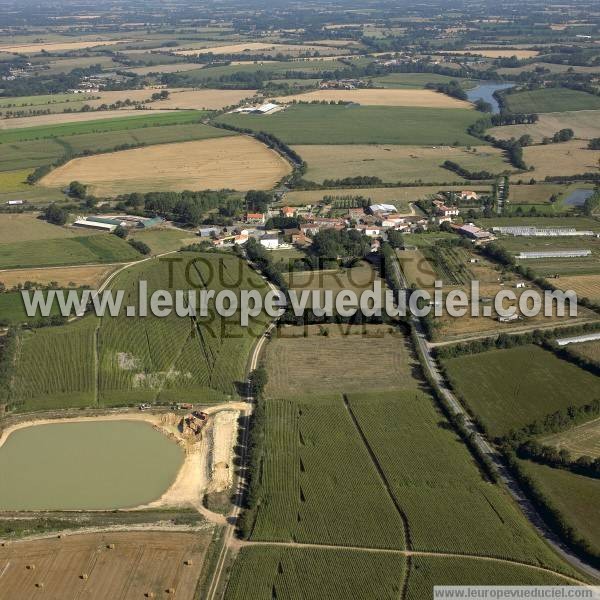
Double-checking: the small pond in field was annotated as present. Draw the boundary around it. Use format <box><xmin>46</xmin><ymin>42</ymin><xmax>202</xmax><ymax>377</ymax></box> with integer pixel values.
<box><xmin>564</xmin><ymin>188</ymin><xmax>594</xmax><ymax>207</ymax></box>
<box><xmin>466</xmin><ymin>82</ymin><xmax>515</xmax><ymax>113</ymax></box>
<box><xmin>0</xmin><ymin>420</ymin><xmax>183</xmax><ymax>510</ymax></box>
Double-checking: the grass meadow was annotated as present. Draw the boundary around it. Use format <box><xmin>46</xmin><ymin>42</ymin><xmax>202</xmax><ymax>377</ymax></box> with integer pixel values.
<box><xmin>443</xmin><ymin>345</ymin><xmax>600</xmax><ymax>439</ymax></box>
<box><xmin>216</xmin><ymin>104</ymin><xmax>485</xmax><ymax>145</ymax></box>
<box><xmin>504</xmin><ymin>88</ymin><xmax>600</xmax><ymax>113</ymax></box>
<box><xmin>0</xmin><ymin>234</ymin><xmax>140</xmax><ymax>270</ymax></box>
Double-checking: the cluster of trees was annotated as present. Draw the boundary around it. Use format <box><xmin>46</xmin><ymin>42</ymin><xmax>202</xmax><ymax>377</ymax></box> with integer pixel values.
<box><xmin>43</xmin><ymin>204</ymin><xmax>68</xmax><ymax>226</ymax></box>
<box><xmin>540</xmin><ymin>128</ymin><xmax>574</xmax><ymax>144</ymax></box>
<box><xmin>128</xmin><ymin>239</ymin><xmax>151</xmax><ymax>255</ymax></box>
<box><xmin>310</xmin><ymin>228</ymin><xmax>372</xmax><ymax>267</ymax></box>
<box><xmin>517</xmin><ymin>439</ymin><xmax>600</xmax><ymax>479</ymax></box>
<box><xmin>442</xmin><ymin>160</ymin><xmax>495</xmax><ymax>181</ymax></box>
<box><xmin>328</xmin><ymin>195</ymin><xmax>370</xmax><ymax>209</ymax></box>
<box><xmin>322</xmin><ymin>176</ymin><xmax>383</xmax><ymax>187</ymax></box>
<box><xmin>244</xmin><ymin>237</ymin><xmax>287</xmax><ymax>291</ymax></box>
<box><xmin>117</xmin><ymin>190</ymin><xmax>242</xmax><ymax>226</ymax></box>
<box><xmin>583</xmin><ymin>189</ymin><xmax>600</xmax><ymax>216</ymax></box>
<box><xmin>245</xmin><ymin>190</ymin><xmax>272</xmax><ymax>213</ymax></box>
<box><xmin>589</xmin><ymin>138</ymin><xmax>600</xmax><ymax>150</ymax></box>
<box><xmin>425</xmin><ymin>80</ymin><xmax>468</xmax><ymax>101</ymax></box>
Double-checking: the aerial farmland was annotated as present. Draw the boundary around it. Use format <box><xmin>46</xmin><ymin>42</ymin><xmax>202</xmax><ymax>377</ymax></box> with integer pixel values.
<box><xmin>1</xmin><ymin>0</ymin><xmax>600</xmax><ymax>597</ymax></box>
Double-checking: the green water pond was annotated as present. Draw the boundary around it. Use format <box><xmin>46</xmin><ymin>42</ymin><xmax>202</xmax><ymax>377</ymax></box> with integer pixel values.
<box><xmin>0</xmin><ymin>420</ymin><xmax>184</xmax><ymax>510</ymax></box>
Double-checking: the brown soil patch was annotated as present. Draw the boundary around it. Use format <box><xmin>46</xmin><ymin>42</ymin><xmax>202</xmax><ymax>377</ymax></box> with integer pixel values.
<box><xmin>0</xmin><ymin>264</ymin><xmax>118</xmax><ymax>288</ymax></box>
<box><xmin>0</xmin><ymin>531</ymin><xmax>211</xmax><ymax>600</ymax></box>
<box><xmin>276</xmin><ymin>88</ymin><xmax>472</xmax><ymax>108</ymax></box>
<box><xmin>554</xmin><ymin>274</ymin><xmax>600</xmax><ymax>301</ymax></box>
<box><xmin>39</xmin><ymin>136</ymin><xmax>291</xmax><ymax>196</ymax></box>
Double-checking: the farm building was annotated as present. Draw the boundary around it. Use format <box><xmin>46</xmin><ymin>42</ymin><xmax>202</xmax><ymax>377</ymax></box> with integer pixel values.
<box><xmin>456</xmin><ymin>223</ymin><xmax>492</xmax><ymax>240</ymax></box>
<box><xmin>73</xmin><ymin>218</ymin><xmax>117</xmax><ymax>232</ymax></box>
<box><xmin>369</xmin><ymin>203</ymin><xmax>397</xmax><ymax>215</ymax></box>
<box><xmin>280</xmin><ymin>206</ymin><xmax>296</xmax><ymax>217</ymax></box>
<box><xmin>347</xmin><ymin>207</ymin><xmax>365</xmax><ymax>220</ymax></box>
<box><xmin>198</xmin><ymin>227</ymin><xmax>220</xmax><ymax>237</ymax></box>
<box><xmin>433</xmin><ymin>200</ymin><xmax>459</xmax><ymax>218</ymax></box>
<box><xmin>234</xmin><ymin>102</ymin><xmax>282</xmax><ymax>114</ymax></box>
<box><xmin>138</xmin><ymin>216</ymin><xmax>165</xmax><ymax>229</ymax></box>
<box><xmin>86</xmin><ymin>216</ymin><xmax>127</xmax><ymax>227</ymax></box>
<box><xmin>493</xmin><ymin>226</ymin><xmax>595</xmax><ymax>237</ymax></box>
<box><xmin>6</xmin><ymin>200</ymin><xmax>24</xmax><ymax>206</ymax></box>
<box><xmin>516</xmin><ymin>250</ymin><xmax>592</xmax><ymax>259</ymax></box>
<box><xmin>460</xmin><ymin>191</ymin><xmax>480</xmax><ymax>201</ymax></box>
<box><xmin>245</xmin><ymin>212</ymin><xmax>265</xmax><ymax>225</ymax></box>
<box><xmin>260</xmin><ymin>234</ymin><xmax>280</xmax><ymax>249</ymax></box>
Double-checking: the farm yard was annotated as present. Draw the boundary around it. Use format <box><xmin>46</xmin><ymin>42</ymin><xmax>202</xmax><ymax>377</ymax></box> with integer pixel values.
<box><xmin>216</xmin><ymin>104</ymin><xmax>486</xmax><ymax>146</ymax></box>
<box><xmin>293</xmin><ymin>144</ymin><xmax>509</xmax><ymax>184</ymax></box>
<box><xmin>442</xmin><ymin>345</ymin><xmax>600</xmax><ymax>439</ymax></box>
<box><xmin>39</xmin><ymin>136</ymin><xmax>291</xmax><ymax>196</ymax></box>
<box><xmin>0</xmin><ymin>531</ymin><xmax>213</xmax><ymax>600</ymax></box>
<box><xmin>274</xmin><ymin>88</ymin><xmax>473</xmax><ymax>108</ymax></box>
<box><xmin>263</xmin><ymin>325</ymin><xmax>420</xmax><ymax>397</ymax></box>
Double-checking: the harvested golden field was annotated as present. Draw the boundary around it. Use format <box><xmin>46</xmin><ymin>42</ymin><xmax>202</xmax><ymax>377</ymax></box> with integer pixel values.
<box><xmin>175</xmin><ymin>42</ymin><xmax>346</xmax><ymax>56</ymax></box>
<box><xmin>0</xmin><ymin>39</ymin><xmax>126</xmax><ymax>53</ymax></box>
<box><xmin>282</xmin><ymin>184</ymin><xmax>492</xmax><ymax>207</ymax></box>
<box><xmin>0</xmin><ymin>109</ymin><xmax>174</xmax><ymax>130</ymax></box>
<box><xmin>489</xmin><ymin>110</ymin><xmax>600</xmax><ymax>143</ymax></box>
<box><xmin>542</xmin><ymin>417</ymin><xmax>600</xmax><ymax>459</ymax></box>
<box><xmin>553</xmin><ymin>274</ymin><xmax>600</xmax><ymax>302</ymax></box>
<box><xmin>39</xmin><ymin>136</ymin><xmax>291</xmax><ymax>196</ymax></box>
<box><xmin>0</xmin><ymin>530</ymin><xmax>212</xmax><ymax>600</ymax></box>
<box><xmin>0</xmin><ymin>213</ymin><xmax>97</xmax><ymax>244</ymax></box>
<box><xmin>0</xmin><ymin>264</ymin><xmax>118</xmax><ymax>288</ymax></box>
<box><xmin>516</xmin><ymin>141</ymin><xmax>600</xmax><ymax>181</ymax></box>
<box><xmin>275</xmin><ymin>88</ymin><xmax>472</xmax><ymax>108</ymax></box>
<box><xmin>152</xmin><ymin>89</ymin><xmax>258</xmax><ymax>110</ymax></box>
<box><xmin>84</xmin><ymin>88</ymin><xmax>186</xmax><ymax>109</ymax></box>
<box><xmin>125</xmin><ymin>63</ymin><xmax>209</xmax><ymax>76</ymax></box>
<box><xmin>293</xmin><ymin>144</ymin><xmax>511</xmax><ymax>184</ymax></box>
<box><xmin>264</xmin><ymin>324</ymin><xmax>420</xmax><ymax>397</ymax></box>
<box><xmin>441</xmin><ymin>49</ymin><xmax>539</xmax><ymax>58</ymax></box>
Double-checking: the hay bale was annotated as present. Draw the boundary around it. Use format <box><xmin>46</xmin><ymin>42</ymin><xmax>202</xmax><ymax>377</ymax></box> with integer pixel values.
<box><xmin>144</xmin><ymin>593</ymin><xmax>154</xmax><ymax>598</ymax></box>
<box><xmin>26</xmin><ymin>564</ymin><xmax>35</xmax><ymax>570</ymax></box>
<box><xmin>106</xmin><ymin>543</ymin><xmax>115</xmax><ymax>549</ymax></box>
<box><xmin>166</xmin><ymin>589</ymin><xmax>175</xmax><ymax>594</ymax></box>
<box><xmin>184</xmin><ymin>559</ymin><xmax>193</xmax><ymax>566</ymax></box>
<box><xmin>80</xmin><ymin>573</ymin><xmax>89</xmax><ymax>580</ymax></box>
<box><xmin>35</xmin><ymin>582</ymin><xmax>44</xmax><ymax>588</ymax></box>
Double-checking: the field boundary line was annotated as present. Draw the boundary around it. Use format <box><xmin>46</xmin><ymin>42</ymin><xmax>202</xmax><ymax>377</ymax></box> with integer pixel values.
<box><xmin>342</xmin><ymin>393</ymin><xmax>412</xmax><ymax>553</ymax></box>
<box><xmin>239</xmin><ymin>540</ymin><xmax>591</xmax><ymax>586</ymax></box>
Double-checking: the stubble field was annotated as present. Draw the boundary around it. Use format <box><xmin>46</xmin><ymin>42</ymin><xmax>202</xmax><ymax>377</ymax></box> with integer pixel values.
<box><xmin>39</xmin><ymin>136</ymin><xmax>291</xmax><ymax>196</ymax></box>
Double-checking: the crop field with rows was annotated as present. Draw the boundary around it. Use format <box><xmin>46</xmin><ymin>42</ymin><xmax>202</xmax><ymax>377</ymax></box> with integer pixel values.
<box><xmin>6</xmin><ymin>253</ymin><xmax>269</xmax><ymax>411</ymax></box>
<box><xmin>224</xmin><ymin>546</ymin><xmax>406</xmax><ymax>600</ymax></box>
<box><xmin>346</xmin><ymin>390</ymin><xmax>576</xmax><ymax>574</ymax></box>
<box><xmin>421</xmin><ymin>246</ymin><xmax>473</xmax><ymax>286</ymax></box>
<box><xmin>250</xmin><ymin>394</ymin><xmax>406</xmax><ymax>548</ymax></box>
<box><xmin>443</xmin><ymin>345</ymin><xmax>600</xmax><ymax>439</ymax></box>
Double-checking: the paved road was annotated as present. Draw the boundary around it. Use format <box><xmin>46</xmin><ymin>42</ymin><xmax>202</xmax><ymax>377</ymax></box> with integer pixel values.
<box><xmin>388</xmin><ymin>251</ymin><xmax>600</xmax><ymax>581</ymax></box>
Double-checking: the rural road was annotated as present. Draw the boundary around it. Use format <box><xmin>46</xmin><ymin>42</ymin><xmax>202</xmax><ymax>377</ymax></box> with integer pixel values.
<box><xmin>204</xmin><ymin>268</ymin><xmax>279</xmax><ymax>600</ymax></box>
<box><xmin>388</xmin><ymin>251</ymin><xmax>600</xmax><ymax>581</ymax></box>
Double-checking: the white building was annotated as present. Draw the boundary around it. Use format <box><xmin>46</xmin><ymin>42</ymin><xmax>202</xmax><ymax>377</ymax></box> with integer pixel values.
<box><xmin>260</xmin><ymin>234</ymin><xmax>279</xmax><ymax>249</ymax></box>
<box><xmin>73</xmin><ymin>219</ymin><xmax>116</xmax><ymax>232</ymax></box>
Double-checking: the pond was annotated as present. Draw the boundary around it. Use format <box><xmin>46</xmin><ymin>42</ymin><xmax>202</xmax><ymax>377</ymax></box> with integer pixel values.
<box><xmin>466</xmin><ymin>82</ymin><xmax>515</xmax><ymax>114</ymax></box>
<box><xmin>564</xmin><ymin>188</ymin><xmax>594</xmax><ymax>207</ymax></box>
<box><xmin>0</xmin><ymin>420</ymin><xmax>184</xmax><ymax>510</ymax></box>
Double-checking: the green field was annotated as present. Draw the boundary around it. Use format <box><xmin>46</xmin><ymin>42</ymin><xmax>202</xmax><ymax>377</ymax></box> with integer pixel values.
<box><xmin>245</xmin><ymin>388</ymin><xmax>578</xmax><ymax>577</ymax></box>
<box><xmin>7</xmin><ymin>253</ymin><xmax>270</xmax><ymax>411</ymax></box>
<box><xmin>127</xmin><ymin>228</ymin><xmax>199</xmax><ymax>254</ymax></box>
<box><xmin>0</xmin><ymin>169</ymin><xmax>65</xmax><ymax>203</ymax></box>
<box><xmin>504</xmin><ymin>88</ymin><xmax>600</xmax><ymax>113</ymax></box>
<box><xmin>0</xmin><ymin>291</ymin><xmax>64</xmax><ymax>325</ymax></box>
<box><xmin>0</xmin><ymin>110</ymin><xmax>206</xmax><ymax>144</ymax></box>
<box><xmin>518</xmin><ymin>460</ymin><xmax>600</xmax><ymax>557</ymax></box>
<box><xmin>216</xmin><ymin>104</ymin><xmax>485</xmax><ymax>145</ymax></box>
<box><xmin>165</xmin><ymin>60</ymin><xmax>349</xmax><ymax>86</ymax></box>
<box><xmin>369</xmin><ymin>73</ymin><xmax>476</xmax><ymax>89</ymax></box>
<box><xmin>224</xmin><ymin>547</ymin><xmax>406</xmax><ymax>600</ymax></box>
<box><xmin>0</xmin><ymin>122</ymin><xmax>234</xmax><ymax>172</ymax></box>
<box><xmin>0</xmin><ymin>212</ymin><xmax>98</xmax><ymax>244</ymax></box>
<box><xmin>249</xmin><ymin>394</ymin><xmax>406</xmax><ymax>548</ymax></box>
<box><xmin>443</xmin><ymin>345</ymin><xmax>600</xmax><ymax>439</ymax></box>
<box><xmin>0</xmin><ymin>235</ymin><xmax>141</xmax><ymax>270</ymax></box>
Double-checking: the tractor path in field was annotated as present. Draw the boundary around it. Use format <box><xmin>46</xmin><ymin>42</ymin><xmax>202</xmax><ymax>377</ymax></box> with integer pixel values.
<box><xmin>237</xmin><ymin>540</ymin><xmax>591</xmax><ymax>586</ymax></box>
